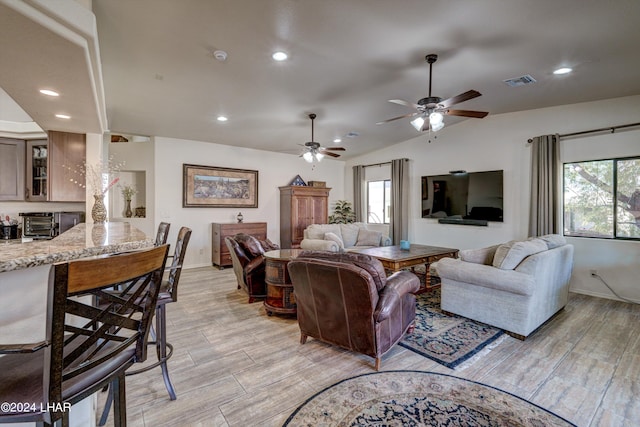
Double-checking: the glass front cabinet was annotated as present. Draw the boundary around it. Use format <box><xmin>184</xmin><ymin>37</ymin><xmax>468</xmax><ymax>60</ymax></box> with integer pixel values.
<box><xmin>26</xmin><ymin>139</ymin><xmax>48</xmax><ymax>201</ymax></box>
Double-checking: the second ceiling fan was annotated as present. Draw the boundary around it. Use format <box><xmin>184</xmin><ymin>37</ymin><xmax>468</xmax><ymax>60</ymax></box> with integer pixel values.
<box><xmin>300</xmin><ymin>113</ymin><xmax>345</xmax><ymax>162</ymax></box>
<box><xmin>378</xmin><ymin>54</ymin><xmax>488</xmax><ymax>132</ymax></box>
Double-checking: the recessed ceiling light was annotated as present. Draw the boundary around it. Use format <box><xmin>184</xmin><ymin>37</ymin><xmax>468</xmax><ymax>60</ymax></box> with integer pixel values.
<box><xmin>55</xmin><ymin>114</ymin><xmax>71</xmax><ymax>119</ymax></box>
<box><xmin>333</xmin><ymin>138</ymin><xmax>342</xmax><ymax>143</ymax></box>
<box><xmin>40</xmin><ymin>89</ymin><xmax>59</xmax><ymax>96</ymax></box>
<box><xmin>272</xmin><ymin>51</ymin><xmax>288</xmax><ymax>61</ymax></box>
<box><xmin>553</xmin><ymin>67</ymin><xmax>572</xmax><ymax>75</ymax></box>
<box><xmin>217</xmin><ymin>116</ymin><xmax>228</xmax><ymax>122</ymax></box>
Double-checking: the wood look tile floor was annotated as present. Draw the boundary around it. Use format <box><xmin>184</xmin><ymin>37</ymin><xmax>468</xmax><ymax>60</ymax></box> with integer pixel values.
<box><xmin>99</xmin><ymin>267</ymin><xmax>640</xmax><ymax>427</ymax></box>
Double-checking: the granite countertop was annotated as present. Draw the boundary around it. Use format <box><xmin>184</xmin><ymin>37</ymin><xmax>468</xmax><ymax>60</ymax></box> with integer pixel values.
<box><xmin>0</xmin><ymin>222</ymin><xmax>154</xmax><ymax>273</ymax></box>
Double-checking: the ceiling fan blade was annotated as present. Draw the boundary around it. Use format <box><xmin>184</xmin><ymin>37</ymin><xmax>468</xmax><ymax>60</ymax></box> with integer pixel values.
<box><xmin>439</xmin><ymin>90</ymin><xmax>481</xmax><ymax>108</ymax></box>
<box><xmin>388</xmin><ymin>99</ymin><xmax>420</xmax><ymax>109</ymax></box>
<box><xmin>322</xmin><ymin>147</ymin><xmax>346</xmax><ymax>151</ymax></box>
<box><xmin>376</xmin><ymin>112</ymin><xmax>418</xmax><ymax>125</ymax></box>
<box><xmin>319</xmin><ymin>150</ymin><xmax>341</xmax><ymax>158</ymax></box>
<box><xmin>446</xmin><ymin>109</ymin><xmax>489</xmax><ymax>118</ymax></box>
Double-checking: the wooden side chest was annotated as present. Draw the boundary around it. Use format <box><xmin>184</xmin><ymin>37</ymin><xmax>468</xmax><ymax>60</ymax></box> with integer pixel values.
<box><xmin>211</xmin><ymin>222</ymin><xmax>267</xmax><ymax>269</ymax></box>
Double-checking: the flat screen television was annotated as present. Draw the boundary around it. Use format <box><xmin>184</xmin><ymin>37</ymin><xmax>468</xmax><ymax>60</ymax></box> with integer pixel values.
<box><xmin>421</xmin><ymin>170</ymin><xmax>504</xmax><ymax>223</ymax></box>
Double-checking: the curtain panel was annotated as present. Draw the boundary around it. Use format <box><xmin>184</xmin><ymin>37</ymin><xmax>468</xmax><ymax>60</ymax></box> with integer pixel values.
<box><xmin>390</xmin><ymin>158</ymin><xmax>409</xmax><ymax>244</ymax></box>
<box><xmin>529</xmin><ymin>134</ymin><xmax>560</xmax><ymax>236</ymax></box>
<box><xmin>352</xmin><ymin>165</ymin><xmax>365</xmax><ymax>222</ymax></box>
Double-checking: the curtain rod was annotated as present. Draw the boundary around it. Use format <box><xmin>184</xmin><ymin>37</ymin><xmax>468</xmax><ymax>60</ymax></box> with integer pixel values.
<box><xmin>362</xmin><ymin>161</ymin><xmax>392</xmax><ymax>168</ymax></box>
<box><xmin>527</xmin><ymin>122</ymin><xmax>640</xmax><ymax>143</ymax></box>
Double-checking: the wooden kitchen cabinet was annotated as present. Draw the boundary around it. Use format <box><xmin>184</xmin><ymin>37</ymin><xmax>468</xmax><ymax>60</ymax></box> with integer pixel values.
<box><xmin>211</xmin><ymin>222</ymin><xmax>267</xmax><ymax>269</ymax></box>
<box><xmin>0</xmin><ymin>138</ymin><xmax>25</xmax><ymax>201</ymax></box>
<box><xmin>279</xmin><ymin>186</ymin><xmax>330</xmax><ymax>249</ymax></box>
<box><xmin>48</xmin><ymin>131</ymin><xmax>86</xmax><ymax>202</ymax></box>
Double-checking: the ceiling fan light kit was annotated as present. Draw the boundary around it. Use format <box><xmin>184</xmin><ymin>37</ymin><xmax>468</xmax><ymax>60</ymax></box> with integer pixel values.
<box><xmin>300</xmin><ymin>113</ymin><xmax>346</xmax><ymax>163</ymax></box>
<box><xmin>379</xmin><ymin>53</ymin><xmax>489</xmax><ymax>134</ymax></box>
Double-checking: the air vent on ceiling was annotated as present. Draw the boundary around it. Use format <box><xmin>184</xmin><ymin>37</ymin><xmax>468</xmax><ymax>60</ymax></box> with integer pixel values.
<box><xmin>503</xmin><ymin>74</ymin><xmax>537</xmax><ymax>87</ymax></box>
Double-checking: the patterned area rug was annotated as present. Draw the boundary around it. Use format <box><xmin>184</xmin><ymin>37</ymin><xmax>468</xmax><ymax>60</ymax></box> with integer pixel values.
<box><xmin>400</xmin><ymin>289</ymin><xmax>505</xmax><ymax>369</ymax></box>
<box><xmin>283</xmin><ymin>371</ymin><xmax>576</xmax><ymax>426</ymax></box>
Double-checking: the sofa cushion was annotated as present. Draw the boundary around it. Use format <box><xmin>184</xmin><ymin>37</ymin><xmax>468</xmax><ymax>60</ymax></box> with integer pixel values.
<box><xmin>536</xmin><ymin>234</ymin><xmax>566</xmax><ymax>249</ymax></box>
<box><xmin>355</xmin><ymin>228</ymin><xmax>382</xmax><ymax>246</ymax></box>
<box><xmin>324</xmin><ymin>232</ymin><xmax>344</xmax><ymax>251</ymax></box>
<box><xmin>492</xmin><ymin>238</ymin><xmax>548</xmax><ymax>270</ymax></box>
<box><xmin>340</xmin><ymin>223</ymin><xmax>361</xmax><ymax>248</ymax></box>
<box><xmin>296</xmin><ymin>250</ymin><xmax>388</xmax><ymax>291</ymax></box>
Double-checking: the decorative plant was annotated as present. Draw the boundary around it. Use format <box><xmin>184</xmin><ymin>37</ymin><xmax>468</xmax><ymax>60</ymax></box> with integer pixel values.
<box><xmin>65</xmin><ymin>156</ymin><xmax>125</xmax><ymax>196</ymax></box>
<box><xmin>328</xmin><ymin>200</ymin><xmax>356</xmax><ymax>224</ymax></box>
<box><xmin>120</xmin><ymin>184</ymin><xmax>137</xmax><ymax>201</ymax></box>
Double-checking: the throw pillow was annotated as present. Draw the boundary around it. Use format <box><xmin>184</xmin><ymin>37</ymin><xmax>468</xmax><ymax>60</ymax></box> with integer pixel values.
<box><xmin>536</xmin><ymin>234</ymin><xmax>566</xmax><ymax>249</ymax></box>
<box><xmin>459</xmin><ymin>244</ymin><xmax>500</xmax><ymax>265</ymax></box>
<box><xmin>324</xmin><ymin>232</ymin><xmax>344</xmax><ymax>251</ymax></box>
<box><xmin>492</xmin><ymin>238</ymin><xmax>548</xmax><ymax>270</ymax></box>
<box><xmin>355</xmin><ymin>228</ymin><xmax>383</xmax><ymax>246</ymax></box>
<box><xmin>235</xmin><ymin>234</ymin><xmax>264</xmax><ymax>258</ymax></box>
<box><xmin>259</xmin><ymin>238</ymin><xmax>279</xmax><ymax>251</ymax></box>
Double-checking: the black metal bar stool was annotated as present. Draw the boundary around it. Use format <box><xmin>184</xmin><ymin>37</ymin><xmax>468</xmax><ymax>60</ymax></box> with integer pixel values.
<box><xmin>99</xmin><ymin>226</ymin><xmax>191</xmax><ymax>425</ymax></box>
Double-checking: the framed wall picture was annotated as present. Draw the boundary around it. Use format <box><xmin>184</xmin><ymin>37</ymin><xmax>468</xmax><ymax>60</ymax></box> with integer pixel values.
<box><xmin>183</xmin><ymin>164</ymin><xmax>258</xmax><ymax>208</ymax></box>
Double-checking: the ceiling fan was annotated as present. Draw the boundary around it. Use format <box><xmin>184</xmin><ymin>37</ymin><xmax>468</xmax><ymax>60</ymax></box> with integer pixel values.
<box><xmin>300</xmin><ymin>113</ymin><xmax>345</xmax><ymax>162</ymax></box>
<box><xmin>377</xmin><ymin>54</ymin><xmax>488</xmax><ymax>132</ymax></box>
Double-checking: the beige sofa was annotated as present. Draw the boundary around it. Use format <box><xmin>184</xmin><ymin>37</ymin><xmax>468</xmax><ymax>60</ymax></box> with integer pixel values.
<box><xmin>433</xmin><ymin>234</ymin><xmax>574</xmax><ymax>339</ymax></box>
<box><xmin>300</xmin><ymin>222</ymin><xmax>392</xmax><ymax>252</ymax></box>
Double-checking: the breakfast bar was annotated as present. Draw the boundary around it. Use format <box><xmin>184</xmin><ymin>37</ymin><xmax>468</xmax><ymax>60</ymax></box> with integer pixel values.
<box><xmin>0</xmin><ymin>222</ymin><xmax>153</xmax><ymax>427</ymax></box>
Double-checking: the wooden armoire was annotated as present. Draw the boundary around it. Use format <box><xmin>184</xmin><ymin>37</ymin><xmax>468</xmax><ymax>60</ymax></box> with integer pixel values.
<box><xmin>279</xmin><ymin>186</ymin><xmax>331</xmax><ymax>248</ymax></box>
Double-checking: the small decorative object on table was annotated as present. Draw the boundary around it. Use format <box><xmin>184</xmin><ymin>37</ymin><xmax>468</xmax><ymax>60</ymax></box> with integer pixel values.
<box><xmin>400</xmin><ymin>240</ymin><xmax>411</xmax><ymax>250</ymax></box>
<box><xmin>308</xmin><ymin>181</ymin><xmax>326</xmax><ymax>187</ymax></box>
<box><xmin>289</xmin><ymin>175</ymin><xmax>306</xmax><ymax>186</ymax></box>
<box><xmin>81</xmin><ymin>157</ymin><xmax>125</xmax><ymax>223</ymax></box>
<box><xmin>134</xmin><ymin>206</ymin><xmax>146</xmax><ymax>218</ymax></box>
<box><xmin>120</xmin><ymin>184</ymin><xmax>137</xmax><ymax>218</ymax></box>
<box><xmin>91</xmin><ymin>195</ymin><xmax>108</xmax><ymax>224</ymax></box>
<box><xmin>237</xmin><ymin>212</ymin><xmax>243</xmax><ymax>223</ymax></box>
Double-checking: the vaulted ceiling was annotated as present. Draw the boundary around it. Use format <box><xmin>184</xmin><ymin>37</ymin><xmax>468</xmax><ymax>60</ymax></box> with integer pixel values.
<box><xmin>2</xmin><ymin>0</ymin><xmax>640</xmax><ymax>159</ymax></box>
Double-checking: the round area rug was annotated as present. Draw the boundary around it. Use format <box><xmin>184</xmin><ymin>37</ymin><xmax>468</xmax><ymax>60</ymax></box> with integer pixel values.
<box><xmin>284</xmin><ymin>370</ymin><xmax>575</xmax><ymax>426</ymax></box>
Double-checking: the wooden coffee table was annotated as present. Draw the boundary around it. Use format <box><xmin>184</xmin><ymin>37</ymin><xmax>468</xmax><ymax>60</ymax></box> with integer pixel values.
<box><xmin>351</xmin><ymin>244</ymin><xmax>458</xmax><ymax>292</ymax></box>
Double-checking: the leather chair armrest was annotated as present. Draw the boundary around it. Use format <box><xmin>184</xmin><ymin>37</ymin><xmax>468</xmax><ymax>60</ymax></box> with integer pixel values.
<box><xmin>373</xmin><ymin>271</ymin><xmax>420</xmax><ymax>322</ymax></box>
<box><xmin>244</xmin><ymin>255</ymin><xmax>265</xmax><ymax>275</ymax></box>
<box><xmin>0</xmin><ymin>340</ymin><xmax>49</xmax><ymax>354</ymax></box>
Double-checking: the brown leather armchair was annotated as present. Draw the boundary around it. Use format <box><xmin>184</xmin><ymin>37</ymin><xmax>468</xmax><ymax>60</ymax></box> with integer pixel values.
<box><xmin>287</xmin><ymin>251</ymin><xmax>420</xmax><ymax>370</ymax></box>
<box><xmin>225</xmin><ymin>233</ymin><xmax>278</xmax><ymax>303</ymax></box>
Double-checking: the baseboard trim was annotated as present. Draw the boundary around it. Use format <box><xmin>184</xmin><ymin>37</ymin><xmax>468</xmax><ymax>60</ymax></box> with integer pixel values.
<box><xmin>569</xmin><ymin>288</ymin><xmax>640</xmax><ymax>304</ymax></box>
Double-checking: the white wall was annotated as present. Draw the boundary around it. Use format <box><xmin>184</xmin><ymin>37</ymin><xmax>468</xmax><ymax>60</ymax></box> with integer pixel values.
<box><xmin>344</xmin><ymin>94</ymin><xmax>640</xmax><ymax>302</ymax></box>
<box><xmin>154</xmin><ymin>137</ymin><xmax>345</xmax><ymax>268</ymax></box>
<box><xmin>107</xmin><ymin>136</ymin><xmax>155</xmax><ymax>236</ymax></box>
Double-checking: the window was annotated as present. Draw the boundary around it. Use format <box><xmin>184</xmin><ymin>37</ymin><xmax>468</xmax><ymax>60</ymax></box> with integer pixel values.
<box><xmin>563</xmin><ymin>156</ymin><xmax>640</xmax><ymax>239</ymax></box>
<box><xmin>367</xmin><ymin>180</ymin><xmax>391</xmax><ymax>224</ymax></box>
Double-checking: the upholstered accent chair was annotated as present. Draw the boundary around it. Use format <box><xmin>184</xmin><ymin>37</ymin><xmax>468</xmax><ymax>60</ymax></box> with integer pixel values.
<box><xmin>287</xmin><ymin>251</ymin><xmax>420</xmax><ymax>370</ymax></box>
<box><xmin>434</xmin><ymin>234</ymin><xmax>574</xmax><ymax>339</ymax></box>
<box><xmin>225</xmin><ymin>233</ymin><xmax>279</xmax><ymax>303</ymax></box>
